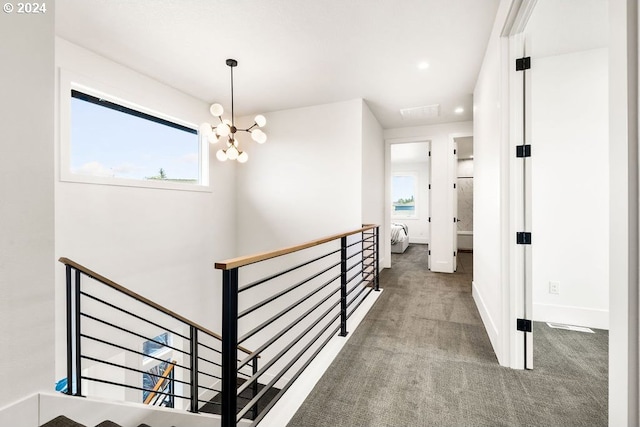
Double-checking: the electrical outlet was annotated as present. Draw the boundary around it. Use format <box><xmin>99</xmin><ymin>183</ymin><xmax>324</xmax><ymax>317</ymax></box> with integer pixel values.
<box><xmin>549</xmin><ymin>281</ymin><xmax>560</xmax><ymax>295</ymax></box>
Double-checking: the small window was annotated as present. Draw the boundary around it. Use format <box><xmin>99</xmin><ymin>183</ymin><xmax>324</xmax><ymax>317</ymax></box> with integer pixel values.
<box><xmin>68</xmin><ymin>89</ymin><xmax>205</xmax><ymax>188</ymax></box>
<box><xmin>392</xmin><ymin>174</ymin><xmax>417</xmax><ymax>218</ymax></box>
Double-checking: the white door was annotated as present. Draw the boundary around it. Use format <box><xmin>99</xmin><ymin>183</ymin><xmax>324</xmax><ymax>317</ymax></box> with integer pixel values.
<box><xmin>452</xmin><ymin>141</ymin><xmax>458</xmax><ymax>272</ymax></box>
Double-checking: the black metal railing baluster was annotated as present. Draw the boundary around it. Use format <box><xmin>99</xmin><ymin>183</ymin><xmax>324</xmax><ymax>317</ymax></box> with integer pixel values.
<box><xmin>251</xmin><ymin>356</ymin><xmax>259</xmax><ymax>420</ymax></box>
<box><xmin>66</xmin><ymin>265</ymin><xmax>73</xmax><ymax>395</ymax></box>
<box><xmin>340</xmin><ymin>236</ymin><xmax>348</xmax><ymax>337</ymax></box>
<box><xmin>375</xmin><ymin>226</ymin><xmax>380</xmax><ymax>291</ymax></box>
<box><xmin>190</xmin><ymin>326</ymin><xmax>199</xmax><ymax>413</ymax></box>
<box><xmin>222</xmin><ymin>268</ymin><xmax>239</xmax><ymax>427</ymax></box>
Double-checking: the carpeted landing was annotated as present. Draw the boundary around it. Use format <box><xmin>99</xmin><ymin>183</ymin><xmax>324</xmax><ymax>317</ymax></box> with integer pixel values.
<box><xmin>286</xmin><ymin>244</ymin><xmax>608</xmax><ymax>427</ymax></box>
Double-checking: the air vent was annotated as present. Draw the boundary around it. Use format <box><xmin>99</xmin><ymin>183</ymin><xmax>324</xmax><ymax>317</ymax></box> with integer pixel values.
<box><xmin>400</xmin><ymin>104</ymin><xmax>440</xmax><ymax>120</ymax></box>
<box><xmin>546</xmin><ymin>322</ymin><xmax>594</xmax><ymax>333</ymax></box>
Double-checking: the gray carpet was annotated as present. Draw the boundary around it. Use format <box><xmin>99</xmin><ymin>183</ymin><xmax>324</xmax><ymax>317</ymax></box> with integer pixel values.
<box><xmin>287</xmin><ymin>244</ymin><xmax>608</xmax><ymax>427</ymax></box>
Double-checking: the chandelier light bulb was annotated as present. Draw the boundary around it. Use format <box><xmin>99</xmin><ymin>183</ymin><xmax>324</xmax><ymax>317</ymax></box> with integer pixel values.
<box><xmin>207</xmin><ymin>133</ymin><xmax>219</xmax><ymax>144</ymax></box>
<box><xmin>251</xmin><ymin>129</ymin><xmax>267</xmax><ymax>144</ymax></box>
<box><xmin>216</xmin><ymin>123</ymin><xmax>230</xmax><ymax>137</ymax></box>
<box><xmin>227</xmin><ymin>146</ymin><xmax>239</xmax><ymax>160</ymax></box>
<box><xmin>199</xmin><ymin>123</ymin><xmax>213</xmax><ymax>137</ymax></box>
<box><xmin>209</xmin><ymin>103</ymin><xmax>224</xmax><ymax>117</ymax></box>
<box><xmin>216</xmin><ymin>149</ymin><xmax>228</xmax><ymax>161</ymax></box>
<box><xmin>237</xmin><ymin>151</ymin><xmax>249</xmax><ymax>163</ymax></box>
<box><xmin>254</xmin><ymin>115</ymin><xmax>267</xmax><ymax>127</ymax></box>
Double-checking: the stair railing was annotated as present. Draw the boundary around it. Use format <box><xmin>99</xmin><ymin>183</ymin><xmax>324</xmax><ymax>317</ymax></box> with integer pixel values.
<box><xmin>59</xmin><ymin>257</ymin><xmax>258</xmax><ymax>414</ymax></box>
<box><xmin>215</xmin><ymin>225</ymin><xmax>380</xmax><ymax>427</ymax></box>
<box><xmin>143</xmin><ymin>360</ymin><xmax>176</xmax><ymax>405</ymax></box>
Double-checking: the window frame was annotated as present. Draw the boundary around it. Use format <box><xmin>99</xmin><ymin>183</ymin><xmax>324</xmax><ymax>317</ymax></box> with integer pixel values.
<box><xmin>59</xmin><ymin>69</ymin><xmax>210</xmax><ymax>192</ymax></box>
<box><xmin>391</xmin><ymin>172</ymin><xmax>419</xmax><ymax>219</ymax></box>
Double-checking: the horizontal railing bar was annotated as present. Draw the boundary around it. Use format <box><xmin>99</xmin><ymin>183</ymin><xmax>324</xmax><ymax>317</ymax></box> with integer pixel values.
<box><xmin>346</xmin><ymin>277</ymin><xmax>366</xmax><ymax>298</ymax></box>
<box><xmin>81</xmin><ymin>355</ymin><xmax>191</xmax><ymax>388</ymax></box>
<box><xmin>81</xmin><ymin>334</ymin><xmax>191</xmax><ymax>372</ymax></box>
<box><xmin>215</xmin><ymin>224</ymin><xmax>378</xmax><ymax>270</ymax></box>
<box><xmin>80</xmin><ymin>291</ymin><xmax>190</xmax><ymax>341</ymax></box>
<box><xmin>238</xmin><ymin>291</ymin><xmax>341</xmax><ymax>369</ymax></box>
<box><xmin>238</xmin><ymin>272</ymin><xmax>340</xmax><ymax>345</ymax></box>
<box><xmin>238</xmin><ymin>261</ymin><xmax>340</xmax><ymax>319</ymax></box>
<box><xmin>197</xmin><ymin>340</ymin><xmax>222</xmax><ymax>355</ymax></box>
<box><xmin>196</xmin><ymin>370</ymin><xmax>222</xmax><ymax>381</ymax></box>
<box><xmin>345</xmin><ymin>238</ymin><xmax>365</xmax><ymax>249</ymax></box>
<box><xmin>237</xmin><ymin>315</ymin><xmax>341</xmax><ymax>420</ymax></box>
<box><xmin>196</xmin><ymin>356</ymin><xmax>222</xmax><ymax>368</ymax></box>
<box><xmin>239</xmin><ymin>248</ymin><xmax>341</xmax><ymax>293</ymax></box>
<box><xmin>59</xmin><ymin>258</ymin><xmax>253</xmax><ymax>355</ymax></box>
<box><xmin>346</xmin><ymin>267</ymin><xmax>365</xmax><ymax>285</ymax></box>
<box><xmin>346</xmin><ymin>249</ymin><xmax>365</xmax><ymax>262</ymax></box>
<box><xmin>347</xmin><ymin>280</ymin><xmax>370</xmax><ymax>308</ymax></box>
<box><xmin>82</xmin><ymin>376</ymin><xmax>188</xmax><ymax>401</ymax></box>
<box><xmin>197</xmin><ymin>398</ymin><xmax>221</xmax><ymax>406</ymax></box>
<box><xmin>346</xmin><ymin>259</ymin><xmax>363</xmax><ymax>275</ymax></box>
<box><xmin>237</xmin><ymin>311</ymin><xmax>340</xmax><ymax>397</ymax></box>
<box><xmin>197</xmin><ymin>383</ymin><xmax>221</xmax><ymax>393</ymax></box>
<box><xmin>347</xmin><ymin>286</ymin><xmax>375</xmax><ymax>319</ymax></box>
<box><xmin>249</xmin><ymin>322</ymin><xmax>342</xmax><ymax>426</ymax></box>
<box><xmin>80</xmin><ymin>312</ymin><xmax>190</xmax><ymax>357</ymax></box>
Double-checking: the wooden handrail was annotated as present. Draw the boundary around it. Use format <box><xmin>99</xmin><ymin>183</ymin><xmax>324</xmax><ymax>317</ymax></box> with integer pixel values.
<box><xmin>144</xmin><ymin>360</ymin><xmax>176</xmax><ymax>405</ymax></box>
<box><xmin>58</xmin><ymin>257</ymin><xmax>254</xmax><ymax>355</ymax></box>
<box><xmin>215</xmin><ymin>224</ymin><xmax>379</xmax><ymax>270</ymax></box>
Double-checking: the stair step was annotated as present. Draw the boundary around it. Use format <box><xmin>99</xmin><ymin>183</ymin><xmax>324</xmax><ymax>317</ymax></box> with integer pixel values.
<box><xmin>199</xmin><ymin>379</ymin><xmax>281</xmax><ymax>420</ymax></box>
<box><xmin>41</xmin><ymin>416</ymin><xmax>158</xmax><ymax>427</ymax></box>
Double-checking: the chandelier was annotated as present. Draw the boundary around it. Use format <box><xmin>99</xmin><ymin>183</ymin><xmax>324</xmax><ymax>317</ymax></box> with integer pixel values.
<box><xmin>199</xmin><ymin>59</ymin><xmax>267</xmax><ymax>163</ymax></box>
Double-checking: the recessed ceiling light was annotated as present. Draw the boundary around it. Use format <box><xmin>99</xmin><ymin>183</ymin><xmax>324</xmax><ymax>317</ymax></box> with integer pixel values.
<box><xmin>418</xmin><ymin>61</ymin><xmax>430</xmax><ymax>70</ymax></box>
<box><xmin>454</xmin><ymin>107</ymin><xmax>464</xmax><ymax>114</ymax></box>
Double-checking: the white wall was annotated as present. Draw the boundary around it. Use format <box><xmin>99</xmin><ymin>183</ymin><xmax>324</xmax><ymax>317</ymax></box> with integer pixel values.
<box><xmin>361</xmin><ymin>101</ymin><xmax>386</xmax><ymax>264</ymax></box>
<box><xmin>609</xmin><ymin>0</ymin><xmax>639</xmax><ymax>425</ymax></box>
<box><xmin>54</xmin><ymin>39</ymin><xmax>237</xmax><ymax>380</ymax></box>
<box><xmin>472</xmin><ymin>0</ymin><xmax>512</xmax><ymax>366</ymax></box>
<box><xmin>530</xmin><ymin>48</ymin><xmax>609</xmax><ymax>329</ymax></box>
<box><xmin>390</xmin><ymin>160</ymin><xmax>430</xmax><ymax>244</ymax></box>
<box><xmin>384</xmin><ymin>122</ymin><xmax>472</xmax><ymax>272</ymax></box>
<box><xmin>236</xmin><ymin>99</ymin><xmax>364</xmax><ymax>253</ymax></box>
<box><xmin>0</xmin><ymin>5</ymin><xmax>56</xmax><ymax>408</ymax></box>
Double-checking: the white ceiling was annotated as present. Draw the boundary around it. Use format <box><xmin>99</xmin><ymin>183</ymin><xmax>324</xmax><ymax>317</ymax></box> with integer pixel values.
<box><xmin>55</xmin><ymin>0</ymin><xmax>500</xmax><ymax>129</ymax></box>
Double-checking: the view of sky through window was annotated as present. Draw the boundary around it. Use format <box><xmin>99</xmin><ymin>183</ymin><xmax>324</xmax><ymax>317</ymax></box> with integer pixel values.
<box><xmin>70</xmin><ymin>94</ymin><xmax>199</xmax><ymax>182</ymax></box>
<box><xmin>392</xmin><ymin>175</ymin><xmax>416</xmax><ymax>215</ymax></box>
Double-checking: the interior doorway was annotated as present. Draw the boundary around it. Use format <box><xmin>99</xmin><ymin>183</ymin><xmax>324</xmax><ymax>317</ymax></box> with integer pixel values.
<box><xmin>454</xmin><ymin>136</ymin><xmax>474</xmax><ymax>259</ymax></box>
<box><xmin>520</xmin><ymin>0</ymin><xmax>609</xmax><ymax>374</ymax></box>
<box><xmin>388</xmin><ymin>141</ymin><xmax>430</xmax><ymax>268</ymax></box>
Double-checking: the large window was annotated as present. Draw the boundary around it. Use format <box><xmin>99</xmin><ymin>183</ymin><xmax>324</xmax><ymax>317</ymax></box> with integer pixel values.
<box><xmin>60</xmin><ymin>72</ymin><xmax>209</xmax><ymax>191</ymax></box>
<box><xmin>392</xmin><ymin>173</ymin><xmax>417</xmax><ymax>218</ymax></box>
<box><xmin>70</xmin><ymin>89</ymin><xmax>199</xmax><ymax>183</ymax></box>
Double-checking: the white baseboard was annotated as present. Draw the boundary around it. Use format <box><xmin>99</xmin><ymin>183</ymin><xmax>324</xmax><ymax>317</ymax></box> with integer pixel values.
<box><xmin>472</xmin><ymin>281</ymin><xmax>501</xmax><ymax>361</ymax></box>
<box><xmin>533</xmin><ymin>303</ymin><xmax>609</xmax><ymax>330</ymax></box>
<box><xmin>408</xmin><ymin>237</ymin><xmax>429</xmax><ymax>244</ymax></box>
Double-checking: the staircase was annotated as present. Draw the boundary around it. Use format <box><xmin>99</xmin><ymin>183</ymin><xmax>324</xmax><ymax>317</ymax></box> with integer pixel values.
<box><xmin>42</xmin><ymin>416</ymin><xmax>157</xmax><ymax>427</ymax></box>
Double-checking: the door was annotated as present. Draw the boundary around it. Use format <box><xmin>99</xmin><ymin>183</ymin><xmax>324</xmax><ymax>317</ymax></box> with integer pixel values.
<box><xmin>452</xmin><ymin>140</ymin><xmax>458</xmax><ymax>272</ymax></box>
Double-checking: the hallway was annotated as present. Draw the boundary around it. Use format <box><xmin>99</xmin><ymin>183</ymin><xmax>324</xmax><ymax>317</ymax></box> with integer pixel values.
<box><xmin>287</xmin><ymin>245</ymin><xmax>607</xmax><ymax>426</ymax></box>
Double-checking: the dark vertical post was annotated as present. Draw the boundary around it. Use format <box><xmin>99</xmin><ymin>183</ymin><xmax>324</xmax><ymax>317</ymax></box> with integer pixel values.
<box><xmin>251</xmin><ymin>356</ymin><xmax>259</xmax><ymax>420</ymax></box>
<box><xmin>65</xmin><ymin>265</ymin><xmax>73</xmax><ymax>395</ymax></box>
<box><xmin>74</xmin><ymin>269</ymin><xmax>82</xmax><ymax>396</ymax></box>
<box><xmin>340</xmin><ymin>236</ymin><xmax>348</xmax><ymax>337</ymax></box>
<box><xmin>374</xmin><ymin>226</ymin><xmax>380</xmax><ymax>291</ymax></box>
<box><xmin>222</xmin><ymin>268</ymin><xmax>239</xmax><ymax>427</ymax></box>
<box><xmin>189</xmin><ymin>326</ymin><xmax>199</xmax><ymax>413</ymax></box>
